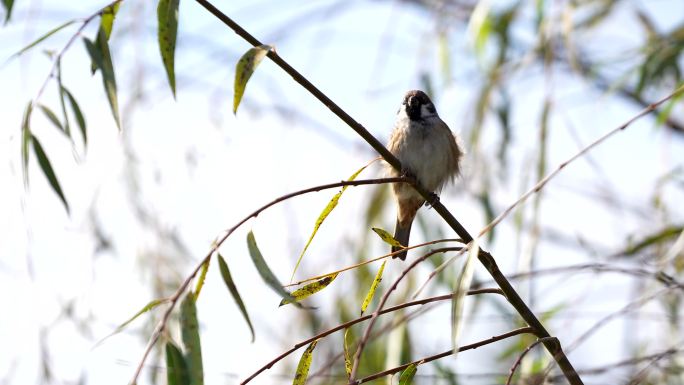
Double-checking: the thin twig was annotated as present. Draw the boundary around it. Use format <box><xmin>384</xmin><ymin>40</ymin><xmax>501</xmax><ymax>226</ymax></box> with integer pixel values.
<box><xmin>239</xmin><ymin>288</ymin><xmax>502</xmax><ymax>384</ymax></box>
<box><xmin>349</xmin><ymin>247</ymin><xmax>462</xmax><ymax>381</ymax></box>
<box><xmin>285</xmin><ymin>238</ymin><xmax>463</xmax><ymax>288</ymax></box>
<box><xmin>353</xmin><ymin>327</ymin><xmax>535</xmax><ymax>384</ymax></box>
<box><xmin>412</xmin><ymin>84</ymin><xmax>684</xmax><ymax>316</ymax></box>
<box><xmin>506</xmin><ymin>337</ymin><xmax>556</xmax><ymax>385</ymax></box>
<box><xmin>128</xmin><ymin>177</ymin><xmax>406</xmax><ymax>384</ymax></box>
<box><xmin>477</xmin><ymin>84</ymin><xmax>684</xmax><ymax>239</ymax></box>
<box><xmin>32</xmin><ymin>0</ymin><xmax>124</xmax><ymax>103</ymax></box>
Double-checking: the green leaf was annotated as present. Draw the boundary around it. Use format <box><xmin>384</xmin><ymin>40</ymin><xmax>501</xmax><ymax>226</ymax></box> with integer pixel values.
<box><xmin>10</xmin><ymin>20</ymin><xmax>77</xmax><ymax>58</ymax></box>
<box><xmin>193</xmin><ymin>257</ymin><xmax>210</xmax><ymax>300</ymax></box>
<box><xmin>117</xmin><ymin>298</ymin><xmax>168</xmax><ymax>333</ymax></box>
<box><xmin>85</xmin><ymin>30</ymin><xmax>120</xmax><ymax>129</ymax></box>
<box><xmin>217</xmin><ymin>253</ymin><xmax>255</xmax><ymax>342</ymax></box>
<box><xmin>180</xmin><ymin>293</ymin><xmax>203</xmax><ymax>385</ymax></box>
<box><xmin>21</xmin><ymin>102</ymin><xmax>32</xmax><ymax>186</ymax></box>
<box><xmin>246</xmin><ymin>230</ymin><xmax>296</xmax><ymax>304</ymax></box>
<box><xmin>96</xmin><ymin>27</ymin><xmax>120</xmax><ymax>129</ymax></box>
<box><xmin>31</xmin><ymin>135</ymin><xmax>69</xmax><ymax>213</ymax></box>
<box><xmin>88</xmin><ymin>4</ymin><xmax>121</xmax><ymax>74</ymax></box>
<box><xmin>157</xmin><ymin>0</ymin><xmax>179</xmax><ymax>97</ymax></box>
<box><xmin>166</xmin><ymin>341</ymin><xmax>190</xmax><ymax>385</ymax></box>
<box><xmin>291</xmin><ymin>164</ymin><xmax>369</xmax><ymax>281</ymax></box>
<box><xmin>95</xmin><ymin>298</ymin><xmax>169</xmax><ymax>347</ymax></box>
<box><xmin>62</xmin><ymin>87</ymin><xmax>87</xmax><ymax>145</ymax></box>
<box><xmin>293</xmin><ymin>340</ymin><xmax>318</xmax><ymax>385</ymax></box>
<box><xmin>399</xmin><ymin>362</ymin><xmax>418</xmax><ymax>385</ymax></box>
<box><xmin>100</xmin><ymin>3</ymin><xmax>121</xmax><ymax>40</ymax></box>
<box><xmin>2</xmin><ymin>0</ymin><xmax>15</xmax><ymax>24</ymax></box>
<box><xmin>451</xmin><ymin>240</ymin><xmax>478</xmax><ymax>353</ymax></box>
<box><xmin>371</xmin><ymin>227</ymin><xmax>404</xmax><ymax>248</ymax></box>
<box><xmin>38</xmin><ymin>104</ymin><xmax>65</xmax><ymax>133</ymax></box>
<box><xmin>343</xmin><ymin>328</ymin><xmax>353</xmax><ymax>379</ymax></box>
<box><xmin>280</xmin><ymin>273</ymin><xmax>338</xmax><ymax>307</ymax></box>
<box><xmin>233</xmin><ymin>45</ymin><xmax>272</xmax><ymax>114</ymax></box>
<box><xmin>360</xmin><ymin>260</ymin><xmax>386</xmax><ymax>315</ymax></box>
<box><xmin>55</xmin><ymin>60</ymin><xmax>71</xmax><ymax>137</ymax></box>
<box><xmin>83</xmin><ymin>37</ymin><xmax>103</xmax><ymax>75</ymax></box>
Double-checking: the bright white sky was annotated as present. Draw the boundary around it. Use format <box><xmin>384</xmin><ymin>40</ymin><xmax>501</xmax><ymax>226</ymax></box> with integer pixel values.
<box><xmin>1</xmin><ymin>1</ymin><xmax>684</xmax><ymax>384</ymax></box>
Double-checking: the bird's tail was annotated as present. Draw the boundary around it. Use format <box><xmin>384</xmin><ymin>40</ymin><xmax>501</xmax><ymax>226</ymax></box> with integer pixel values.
<box><xmin>392</xmin><ymin>218</ymin><xmax>413</xmax><ymax>260</ymax></box>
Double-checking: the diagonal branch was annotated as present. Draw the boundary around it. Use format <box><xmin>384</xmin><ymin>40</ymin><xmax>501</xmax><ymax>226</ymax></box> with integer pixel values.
<box><xmin>193</xmin><ymin>1</ymin><xmax>584</xmax><ymax>383</ymax></box>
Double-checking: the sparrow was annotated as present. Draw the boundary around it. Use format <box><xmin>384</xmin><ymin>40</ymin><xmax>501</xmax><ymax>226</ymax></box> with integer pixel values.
<box><xmin>387</xmin><ymin>90</ymin><xmax>463</xmax><ymax>260</ymax></box>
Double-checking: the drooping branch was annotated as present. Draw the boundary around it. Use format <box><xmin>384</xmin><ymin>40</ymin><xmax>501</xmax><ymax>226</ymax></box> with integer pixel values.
<box><xmin>240</xmin><ymin>288</ymin><xmax>503</xmax><ymax>384</ymax></box>
<box><xmin>128</xmin><ymin>177</ymin><xmax>407</xmax><ymax>384</ymax></box>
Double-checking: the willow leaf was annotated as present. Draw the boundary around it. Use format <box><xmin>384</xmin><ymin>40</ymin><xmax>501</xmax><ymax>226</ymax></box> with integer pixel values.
<box><xmin>280</xmin><ymin>273</ymin><xmax>338</xmax><ymax>306</ymax></box>
<box><xmin>233</xmin><ymin>45</ymin><xmax>271</xmax><ymax>114</ymax></box>
<box><xmin>218</xmin><ymin>253</ymin><xmax>255</xmax><ymax>342</ymax></box>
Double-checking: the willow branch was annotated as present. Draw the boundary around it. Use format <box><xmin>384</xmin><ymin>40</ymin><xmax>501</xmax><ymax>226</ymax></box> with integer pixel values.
<box><xmin>506</xmin><ymin>337</ymin><xmax>556</xmax><ymax>385</ymax></box>
<box><xmin>240</xmin><ymin>288</ymin><xmax>502</xmax><ymax>384</ymax></box>
<box><xmin>128</xmin><ymin>177</ymin><xmax>406</xmax><ymax>384</ymax></box>
<box><xmin>194</xmin><ymin>1</ymin><xmax>585</xmax><ymax>383</ymax></box>
<box><xmin>349</xmin><ymin>247</ymin><xmax>461</xmax><ymax>381</ymax></box>
<box><xmin>354</xmin><ymin>327</ymin><xmax>535</xmax><ymax>384</ymax></box>
<box><xmin>285</xmin><ymin>238</ymin><xmax>463</xmax><ymax>288</ymax></box>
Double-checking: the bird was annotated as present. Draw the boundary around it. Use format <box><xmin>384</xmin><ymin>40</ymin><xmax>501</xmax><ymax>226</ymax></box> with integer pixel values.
<box><xmin>387</xmin><ymin>90</ymin><xmax>463</xmax><ymax>260</ymax></box>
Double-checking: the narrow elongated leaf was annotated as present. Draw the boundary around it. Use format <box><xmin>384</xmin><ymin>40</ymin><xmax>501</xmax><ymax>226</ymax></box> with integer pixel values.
<box><xmin>2</xmin><ymin>0</ymin><xmax>15</xmax><ymax>24</ymax></box>
<box><xmin>95</xmin><ymin>298</ymin><xmax>169</xmax><ymax>347</ymax></box>
<box><xmin>157</xmin><ymin>0</ymin><xmax>179</xmax><ymax>97</ymax></box>
<box><xmin>166</xmin><ymin>341</ymin><xmax>190</xmax><ymax>385</ymax></box>
<box><xmin>343</xmin><ymin>328</ymin><xmax>353</xmax><ymax>379</ymax></box>
<box><xmin>233</xmin><ymin>45</ymin><xmax>272</xmax><ymax>114</ymax></box>
<box><xmin>56</xmin><ymin>60</ymin><xmax>71</xmax><ymax>137</ymax></box>
<box><xmin>451</xmin><ymin>240</ymin><xmax>478</xmax><ymax>353</ymax></box>
<box><xmin>280</xmin><ymin>273</ymin><xmax>338</xmax><ymax>306</ymax></box>
<box><xmin>180</xmin><ymin>293</ymin><xmax>203</xmax><ymax>385</ymax></box>
<box><xmin>371</xmin><ymin>227</ymin><xmax>403</xmax><ymax>248</ymax></box>
<box><xmin>83</xmin><ymin>37</ymin><xmax>103</xmax><ymax>75</ymax></box>
<box><xmin>21</xmin><ymin>102</ymin><xmax>32</xmax><ymax>186</ymax></box>
<box><xmin>96</xmin><ymin>28</ymin><xmax>120</xmax><ymax>129</ymax></box>
<box><xmin>361</xmin><ymin>260</ymin><xmax>386</xmax><ymax>315</ymax></box>
<box><xmin>62</xmin><ymin>87</ymin><xmax>87</xmax><ymax>145</ymax></box>
<box><xmin>293</xmin><ymin>340</ymin><xmax>318</xmax><ymax>385</ymax></box>
<box><xmin>398</xmin><ymin>363</ymin><xmax>418</xmax><ymax>385</ymax></box>
<box><xmin>193</xmin><ymin>258</ymin><xmax>211</xmax><ymax>300</ymax></box>
<box><xmin>291</xmin><ymin>164</ymin><xmax>369</xmax><ymax>281</ymax></box>
<box><xmin>39</xmin><ymin>105</ymin><xmax>65</xmax><ymax>133</ymax></box>
<box><xmin>31</xmin><ymin>135</ymin><xmax>69</xmax><ymax>213</ymax></box>
<box><xmin>246</xmin><ymin>231</ymin><xmax>296</xmax><ymax>304</ymax></box>
<box><xmin>118</xmin><ymin>298</ymin><xmax>168</xmax><ymax>333</ymax></box>
<box><xmin>11</xmin><ymin>20</ymin><xmax>76</xmax><ymax>58</ymax></box>
<box><xmin>88</xmin><ymin>4</ymin><xmax>121</xmax><ymax>74</ymax></box>
<box><xmin>100</xmin><ymin>3</ymin><xmax>121</xmax><ymax>40</ymax></box>
<box><xmin>217</xmin><ymin>254</ymin><xmax>255</xmax><ymax>342</ymax></box>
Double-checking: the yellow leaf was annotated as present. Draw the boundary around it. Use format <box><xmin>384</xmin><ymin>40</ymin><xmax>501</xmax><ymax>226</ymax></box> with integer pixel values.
<box><xmin>371</xmin><ymin>227</ymin><xmax>404</xmax><ymax>248</ymax></box>
<box><xmin>194</xmin><ymin>257</ymin><xmax>211</xmax><ymax>300</ymax></box>
<box><xmin>233</xmin><ymin>45</ymin><xmax>272</xmax><ymax>114</ymax></box>
<box><xmin>343</xmin><ymin>328</ymin><xmax>353</xmax><ymax>379</ymax></box>
<box><xmin>361</xmin><ymin>260</ymin><xmax>386</xmax><ymax>315</ymax></box>
<box><xmin>290</xmin><ymin>163</ymin><xmax>370</xmax><ymax>281</ymax></box>
<box><xmin>280</xmin><ymin>273</ymin><xmax>338</xmax><ymax>306</ymax></box>
<box><xmin>293</xmin><ymin>340</ymin><xmax>318</xmax><ymax>385</ymax></box>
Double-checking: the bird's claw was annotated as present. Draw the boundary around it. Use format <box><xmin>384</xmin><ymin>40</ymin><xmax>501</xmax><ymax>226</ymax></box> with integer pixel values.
<box><xmin>425</xmin><ymin>192</ymin><xmax>440</xmax><ymax>207</ymax></box>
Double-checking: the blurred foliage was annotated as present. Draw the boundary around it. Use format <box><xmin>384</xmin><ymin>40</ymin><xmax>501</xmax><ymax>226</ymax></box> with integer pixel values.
<box><xmin>7</xmin><ymin>0</ymin><xmax>684</xmax><ymax>384</ymax></box>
